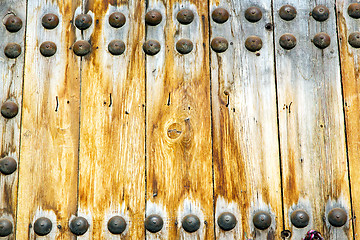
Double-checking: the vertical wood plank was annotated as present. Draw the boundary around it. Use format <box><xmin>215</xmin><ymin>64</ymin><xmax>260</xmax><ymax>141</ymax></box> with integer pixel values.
<box><xmin>210</xmin><ymin>0</ymin><xmax>283</xmax><ymax>239</ymax></box>
<box><xmin>77</xmin><ymin>0</ymin><xmax>146</xmax><ymax>239</ymax></box>
<box><xmin>16</xmin><ymin>0</ymin><xmax>81</xmax><ymax>239</ymax></box>
<box><xmin>145</xmin><ymin>0</ymin><xmax>214</xmax><ymax>239</ymax></box>
<box><xmin>273</xmin><ymin>0</ymin><xmax>353</xmax><ymax>239</ymax></box>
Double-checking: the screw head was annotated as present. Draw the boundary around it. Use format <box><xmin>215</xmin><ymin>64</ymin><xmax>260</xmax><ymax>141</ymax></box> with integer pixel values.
<box><xmin>245</xmin><ymin>7</ymin><xmax>262</xmax><ymax>22</ymax></box>
<box><xmin>279</xmin><ymin>5</ymin><xmax>297</xmax><ymax>21</ymax></box>
<box><xmin>217</xmin><ymin>212</ymin><xmax>237</xmax><ymax>231</ymax></box>
<box><xmin>34</xmin><ymin>217</ymin><xmax>52</xmax><ymax>236</ymax></box>
<box><xmin>348</xmin><ymin>3</ymin><xmax>360</xmax><ymax>19</ymax></box>
<box><xmin>0</xmin><ymin>157</ymin><xmax>17</xmax><ymax>175</ymax></box>
<box><xmin>4</xmin><ymin>43</ymin><xmax>21</xmax><ymax>59</ymax></box>
<box><xmin>42</xmin><ymin>13</ymin><xmax>59</xmax><ymax>29</ymax></box>
<box><xmin>313</xmin><ymin>32</ymin><xmax>331</xmax><ymax>49</ymax></box>
<box><xmin>176</xmin><ymin>39</ymin><xmax>193</xmax><ymax>54</ymax></box>
<box><xmin>4</xmin><ymin>15</ymin><xmax>22</xmax><ymax>32</ymax></box>
<box><xmin>253</xmin><ymin>211</ymin><xmax>271</xmax><ymax>230</ymax></box>
<box><xmin>0</xmin><ymin>219</ymin><xmax>12</xmax><ymax>237</ymax></box>
<box><xmin>40</xmin><ymin>41</ymin><xmax>57</xmax><ymax>57</ymax></box>
<box><xmin>107</xmin><ymin>216</ymin><xmax>126</xmax><ymax>234</ymax></box>
<box><xmin>143</xmin><ymin>40</ymin><xmax>161</xmax><ymax>55</ymax></box>
<box><xmin>182</xmin><ymin>214</ymin><xmax>200</xmax><ymax>233</ymax></box>
<box><xmin>290</xmin><ymin>210</ymin><xmax>309</xmax><ymax>228</ymax></box>
<box><xmin>73</xmin><ymin>40</ymin><xmax>91</xmax><ymax>56</ymax></box>
<box><xmin>212</xmin><ymin>8</ymin><xmax>229</xmax><ymax>24</ymax></box>
<box><xmin>75</xmin><ymin>14</ymin><xmax>92</xmax><ymax>30</ymax></box>
<box><xmin>328</xmin><ymin>208</ymin><xmax>347</xmax><ymax>227</ymax></box>
<box><xmin>108</xmin><ymin>40</ymin><xmax>125</xmax><ymax>55</ymax></box>
<box><xmin>177</xmin><ymin>9</ymin><xmax>194</xmax><ymax>25</ymax></box>
<box><xmin>1</xmin><ymin>101</ymin><xmax>18</xmax><ymax>119</ymax></box>
<box><xmin>279</xmin><ymin>34</ymin><xmax>297</xmax><ymax>50</ymax></box>
<box><xmin>211</xmin><ymin>37</ymin><xmax>229</xmax><ymax>53</ymax></box>
<box><xmin>245</xmin><ymin>36</ymin><xmax>262</xmax><ymax>52</ymax></box>
<box><xmin>69</xmin><ymin>217</ymin><xmax>89</xmax><ymax>236</ymax></box>
<box><xmin>145</xmin><ymin>10</ymin><xmax>162</xmax><ymax>26</ymax></box>
<box><xmin>312</xmin><ymin>5</ymin><xmax>329</xmax><ymax>22</ymax></box>
<box><xmin>109</xmin><ymin>12</ymin><xmax>126</xmax><ymax>28</ymax></box>
<box><xmin>348</xmin><ymin>32</ymin><xmax>360</xmax><ymax>48</ymax></box>
<box><xmin>145</xmin><ymin>214</ymin><xmax>163</xmax><ymax>233</ymax></box>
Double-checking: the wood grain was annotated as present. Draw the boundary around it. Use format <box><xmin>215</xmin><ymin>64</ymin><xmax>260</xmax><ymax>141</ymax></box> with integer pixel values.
<box><xmin>145</xmin><ymin>0</ymin><xmax>214</xmax><ymax>239</ymax></box>
<box><xmin>273</xmin><ymin>0</ymin><xmax>353</xmax><ymax>239</ymax></box>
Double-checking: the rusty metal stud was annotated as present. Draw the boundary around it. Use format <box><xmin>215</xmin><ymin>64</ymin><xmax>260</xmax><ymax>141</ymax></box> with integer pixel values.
<box><xmin>109</xmin><ymin>12</ymin><xmax>126</xmax><ymax>28</ymax></box>
<box><xmin>279</xmin><ymin>5</ymin><xmax>297</xmax><ymax>21</ymax></box>
<box><xmin>348</xmin><ymin>3</ymin><xmax>360</xmax><ymax>19</ymax></box>
<box><xmin>253</xmin><ymin>211</ymin><xmax>271</xmax><ymax>230</ymax></box>
<box><xmin>73</xmin><ymin>40</ymin><xmax>91</xmax><ymax>56</ymax></box>
<box><xmin>311</xmin><ymin>5</ymin><xmax>329</xmax><ymax>22</ymax></box>
<box><xmin>217</xmin><ymin>212</ymin><xmax>237</xmax><ymax>231</ymax></box>
<box><xmin>4</xmin><ymin>43</ymin><xmax>21</xmax><ymax>59</ymax></box>
<box><xmin>1</xmin><ymin>101</ymin><xmax>18</xmax><ymax>119</ymax></box>
<box><xmin>0</xmin><ymin>219</ymin><xmax>12</xmax><ymax>237</ymax></box>
<box><xmin>69</xmin><ymin>217</ymin><xmax>89</xmax><ymax>236</ymax></box>
<box><xmin>328</xmin><ymin>208</ymin><xmax>347</xmax><ymax>227</ymax></box>
<box><xmin>212</xmin><ymin>8</ymin><xmax>229</xmax><ymax>23</ymax></box>
<box><xmin>0</xmin><ymin>157</ymin><xmax>17</xmax><ymax>175</ymax></box>
<box><xmin>108</xmin><ymin>40</ymin><xmax>125</xmax><ymax>55</ymax></box>
<box><xmin>145</xmin><ymin>214</ymin><xmax>163</xmax><ymax>233</ymax></box>
<box><xmin>42</xmin><ymin>13</ymin><xmax>59</xmax><ymax>29</ymax></box>
<box><xmin>245</xmin><ymin>36</ymin><xmax>262</xmax><ymax>52</ymax></box>
<box><xmin>313</xmin><ymin>32</ymin><xmax>331</xmax><ymax>49</ymax></box>
<box><xmin>143</xmin><ymin>40</ymin><xmax>161</xmax><ymax>55</ymax></box>
<box><xmin>211</xmin><ymin>37</ymin><xmax>228</xmax><ymax>53</ymax></box>
<box><xmin>245</xmin><ymin>7</ymin><xmax>262</xmax><ymax>22</ymax></box>
<box><xmin>290</xmin><ymin>210</ymin><xmax>309</xmax><ymax>228</ymax></box>
<box><xmin>145</xmin><ymin>10</ymin><xmax>162</xmax><ymax>26</ymax></box>
<box><xmin>348</xmin><ymin>32</ymin><xmax>360</xmax><ymax>48</ymax></box>
<box><xmin>108</xmin><ymin>216</ymin><xmax>126</xmax><ymax>234</ymax></box>
<box><xmin>182</xmin><ymin>214</ymin><xmax>200</xmax><ymax>233</ymax></box>
<box><xmin>279</xmin><ymin>34</ymin><xmax>297</xmax><ymax>50</ymax></box>
<box><xmin>4</xmin><ymin>15</ymin><xmax>22</xmax><ymax>32</ymax></box>
<box><xmin>177</xmin><ymin>9</ymin><xmax>194</xmax><ymax>25</ymax></box>
<box><xmin>75</xmin><ymin>14</ymin><xmax>92</xmax><ymax>30</ymax></box>
<box><xmin>176</xmin><ymin>39</ymin><xmax>193</xmax><ymax>54</ymax></box>
<box><xmin>34</xmin><ymin>217</ymin><xmax>52</xmax><ymax>236</ymax></box>
<box><xmin>40</xmin><ymin>41</ymin><xmax>57</xmax><ymax>57</ymax></box>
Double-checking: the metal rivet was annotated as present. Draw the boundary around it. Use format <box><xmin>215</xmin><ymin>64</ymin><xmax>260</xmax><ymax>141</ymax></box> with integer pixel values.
<box><xmin>176</xmin><ymin>39</ymin><xmax>193</xmax><ymax>54</ymax></box>
<box><xmin>313</xmin><ymin>32</ymin><xmax>331</xmax><ymax>49</ymax></box>
<box><xmin>108</xmin><ymin>40</ymin><xmax>125</xmax><ymax>55</ymax></box>
<box><xmin>253</xmin><ymin>211</ymin><xmax>271</xmax><ymax>230</ymax></box>
<box><xmin>348</xmin><ymin>3</ymin><xmax>360</xmax><ymax>19</ymax></box>
<box><xmin>42</xmin><ymin>13</ymin><xmax>59</xmax><ymax>29</ymax></box>
<box><xmin>182</xmin><ymin>214</ymin><xmax>200</xmax><ymax>233</ymax></box>
<box><xmin>245</xmin><ymin>7</ymin><xmax>262</xmax><ymax>22</ymax></box>
<box><xmin>312</xmin><ymin>5</ymin><xmax>329</xmax><ymax>22</ymax></box>
<box><xmin>69</xmin><ymin>217</ymin><xmax>89</xmax><ymax>236</ymax></box>
<box><xmin>217</xmin><ymin>212</ymin><xmax>237</xmax><ymax>231</ymax></box>
<box><xmin>212</xmin><ymin>8</ymin><xmax>229</xmax><ymax>24</ymax></box>
<box><xmin>177</xmin><ymin>9</ymin><xmax>194</xmax><ymax>25</ymax></box>
<box><xmin>4</xmin><ymin>43</ymin><xmax>21</xmax><ymax>59</ymax></box>
<box><xmin>0</xmin><ymin>219</ymin><xmax>12</xmax><ymax>237</ymax></box>
<box><xmin>143</xmin><ymin>40</ymin><xmax>161</xmax><ymax>55</ymax></box>
<box><xmin>290</xmin><ymin>210</ymin><xmax>309</xmax><ymax>228</ymax></box>
<box><xmin>0</xmin><ymin>157</ymin><xmax>17</xmax><ymax>175</ymax></box>
<box><xmin>211</xmin><ymin>37</ymin><xmax>229</xmax><ymax>53</ymax></box>
<box><xmin>145</xmin><ymin>10</ymin><xmax>162</xmax><ymax>26</ymax></box>
<box><xmin>145</xmin><ymin>214</ymin><xmax>163</xmax><ymax>233</ymax></box>
<box><xmin>4</xmin><ymin>15</ymin><xmax>22</xmax><ymax>32</ymax></box>
<box><xmin>109</xmin><ymin>12</ymin><xmax>126</xmax><ymax>28</ymax></box>
<box><xmin>328</xmin><ymin>208</ymin><xmax>347</xmax><ymax>227</ymax></box>
<box><xmin>348</xmin><ymin>32</ymin><xmax>360</xmax><ymax>48</ymax></box>
<box><xmin>1</xmin><ymin>101</ymin><xmax>18</xmax><ymax>119</ymax></box>
<box><xmin>73</xmin><ymin>40</ymin><xmax>91</xmax><ymax>56</ymax></box>
<box><xmin>279</xmin><ymin>34</ymin><xmax>297</xmax><ymax>50</ymax></box>
<box><xmin>245</xmin><ymin>36</ymin><xmax>262</xmax><ymax>52</ymax></box>
<box><xmin>40</xmin><ymin>41</ymin><xmax>57</xmax><ymax>57</ymax></box>
<box><xmin>279</xmin><ymin>5</ymin><xmax>297</xmax><ymax>21</ymax></box>
<box><xmin>75</xmin><ymin>14</ymin><xmax>92</xmax><ymax>30</ymax></box>
<box><xmin>34</xmin><ymin>217</ymin><xmax>52</xmax><ymax>236</ymax></box>
<box><xmin>107</xmin><ymin>216</ymin><xmax>126</xmax><ymax>234</ymax></box>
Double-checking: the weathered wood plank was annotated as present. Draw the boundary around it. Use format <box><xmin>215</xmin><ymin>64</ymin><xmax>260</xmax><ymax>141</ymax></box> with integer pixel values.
<box><xmin>210</xmin><ymin>0</ymin><xmax>282</xmax><ymax>239</ymax></box>
<box><xmin>273</xmin><ymin>0</ymin><xmax>353</xmax><ymax>239</ymax></box>
<box><xmin>16</xmin><ymin>0</ymin><xmax>81</xmax><ymax>239</ymax></box>
<box><xmin>77</xmin><ymin>0</ymin><xmax>146</xmax><ymax>239</ymax></box>
<box><xmin>145</xmin><ymin>0</ymin><xmax>214</xmax><ymax>239</ymax></box>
